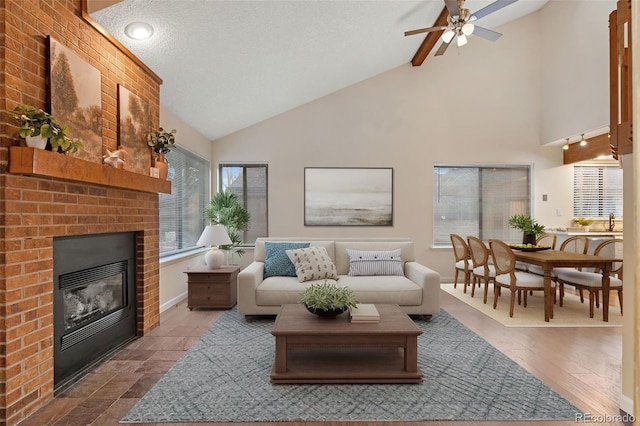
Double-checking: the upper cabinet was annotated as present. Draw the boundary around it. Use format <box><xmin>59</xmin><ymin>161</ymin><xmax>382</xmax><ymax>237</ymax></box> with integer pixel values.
<box><xmin>609</xmin><ymin>0</ymin><xmax>633</xmax><ymax>157</ymax></box>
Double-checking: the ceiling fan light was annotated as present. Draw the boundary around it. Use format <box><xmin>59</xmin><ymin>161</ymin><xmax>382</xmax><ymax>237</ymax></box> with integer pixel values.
<box><xmin>442</xmin><ymin>29</ymin><xmax>455</xmax><ymax>44</ymax></box>
<box><xmin>461</xmin><ymin>23</ymin><xmax>475</xmax><ymax>36</ymax></box>
<box><xmin>456</xmin><ymin>33</ymin><xmax>468</xmax><ymax>47</ymax></box>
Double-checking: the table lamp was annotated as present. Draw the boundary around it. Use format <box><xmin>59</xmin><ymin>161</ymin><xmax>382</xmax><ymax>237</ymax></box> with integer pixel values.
<box><xmin>197</xmin><ymin>225</ymin><xmax>232</xmax><ymax>269</ymax></box>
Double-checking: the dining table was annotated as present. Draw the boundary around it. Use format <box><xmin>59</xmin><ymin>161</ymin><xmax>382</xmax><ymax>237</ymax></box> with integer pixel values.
<box><xmin>512</xmin><ymin>248</ymin><xmax>621</xmax><ymax>322</ymax></box>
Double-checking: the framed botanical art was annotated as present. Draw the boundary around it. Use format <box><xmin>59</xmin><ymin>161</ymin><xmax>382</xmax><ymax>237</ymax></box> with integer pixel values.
<box><xmin>304</xmin><ymin>167</ymin><xmax>393</xmax><ymax>226</ymax></box>
<box><xmin>49</xmin><ymin>36</ymin><xmax>102</xmax><ymax>162</ymax></box>
<box><xmin>118</xmin><ymin>85</ymin><xmax>151</xmax><ymax>175</ymax></box>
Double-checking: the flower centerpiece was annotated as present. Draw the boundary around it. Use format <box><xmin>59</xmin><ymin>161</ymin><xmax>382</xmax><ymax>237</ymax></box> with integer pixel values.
<box><xmin>299</xmin><ymin>281</ymin><xmax>358</xmax><ymax>317</ymax></box>
<box><xmin>508</xmin><ymin>214</ymin><xmax>545</xmax><ymax>245</ymax></box>
<box><xmin>148</xmin><ymin>127</ymin><xmax>176</xmax><ymax>179</ymax></box>
<box><xmin>14</xmin><ymin>105</ymin><xmax>82</xmax><ymax>153</ymax></box>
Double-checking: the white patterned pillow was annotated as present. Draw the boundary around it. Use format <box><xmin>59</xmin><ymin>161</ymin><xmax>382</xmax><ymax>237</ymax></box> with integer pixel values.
<box><xmin>347</xmin><ymin>248</ymin><xmax>403</xmax><ymax>276</ymax></box>
<box><xmin>286</xmin><ymin>246</ymin><xmax>338</xmax><ymax>283</ymax></box>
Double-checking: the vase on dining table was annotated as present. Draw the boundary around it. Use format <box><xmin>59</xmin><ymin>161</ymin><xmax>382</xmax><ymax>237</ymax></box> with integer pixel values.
<box><xmin>522</xmin><ymin>233</ymin><xmax>536</xmax><ymax>246</ymax></box>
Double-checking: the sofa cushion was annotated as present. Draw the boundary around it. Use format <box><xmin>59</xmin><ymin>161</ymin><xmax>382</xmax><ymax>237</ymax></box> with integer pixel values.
<box><xmin>286</xmin><ymin>246</ymin><xmax>338</xmax><ymax>282</ymax></box>
<box><xmin>337</xmin><ymin>275</ymin><xmax>422</xmax><ymax>306</ymax></box>
<box><xmin>334</xmin><ymin>241</ymin><xmax>415</xmax><ymax>275</ymax></box>
<box><xmin>256</xmin><ymin>276</ymin><xmax>338</xmax><ymax>305</ymax></box>
<box><xmin>347</xmin><ymin>248</ymin><xmax>403</xmax><ymax>276</ymax></box>
<box><xmin>264</xmin><ymin>242</ymin><xmax>310</xmax><ymax>278</ymax></box>
<box><xmin>254</xmin><ymin>239</ymin><xmax>336</xmax><ymax>264</ymax></box>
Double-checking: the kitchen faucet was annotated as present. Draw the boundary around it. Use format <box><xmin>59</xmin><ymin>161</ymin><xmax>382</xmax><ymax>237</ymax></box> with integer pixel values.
<box><xmin>609</xmin><ymin>212</ymin><xmax>615</xmax><ymax>232</ymax></box>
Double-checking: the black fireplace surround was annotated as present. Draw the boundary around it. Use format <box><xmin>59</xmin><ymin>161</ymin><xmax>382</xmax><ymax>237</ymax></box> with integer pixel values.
<box><xmin>53</xmin><ymin>232</ymin><xmax>137</xmax><ymax>390</ymax></box>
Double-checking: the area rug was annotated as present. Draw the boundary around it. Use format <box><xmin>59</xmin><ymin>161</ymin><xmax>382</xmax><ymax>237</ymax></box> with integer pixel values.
<box><xmin>443</xmin><ymin>284</ymin><xmax>623</xmax><ymax>328</ymax></box>
<box><xmin>121</xmin><ymin>308</ymin><xmax>580</xmax><ymax>423</ymax></box>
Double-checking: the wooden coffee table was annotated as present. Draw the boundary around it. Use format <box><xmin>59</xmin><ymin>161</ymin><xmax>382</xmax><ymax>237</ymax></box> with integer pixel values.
<box><xmin>270</xmin><ymin>304</ymin><xmax>423</xmax><ymax>384</ymax></box>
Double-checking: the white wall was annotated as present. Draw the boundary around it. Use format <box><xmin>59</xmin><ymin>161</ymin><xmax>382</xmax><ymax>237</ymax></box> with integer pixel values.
<box><xmin>540</xmin><ymin>0</ymin><xmax>616</xmax><ymax>143</ymax></box>
<box><xmin>212</xmin><ymin>12</ymin><xmax>565</xmax><ymax>281</ymax></box>
<box><xmin>158</xmin><ymin>106</ymin><xmax>213</xmax><ymax>310</ymax></box>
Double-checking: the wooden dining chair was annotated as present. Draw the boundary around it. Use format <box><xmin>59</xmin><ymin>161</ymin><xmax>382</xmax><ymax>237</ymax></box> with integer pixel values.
<box><xmin>467</xmin><ymin>236</ymin><xmax>496</xmax><ymax>304</ymax></box>
<box><xmin>536</xmin><ymin>233</ymin><xmax>557</xmax><ymax>250</ymax></box>
<box><xmin>450</xmin><ymin>234</ymin><xmax>471</xmax><ymax>292</ymax></box>
<box><xmin>555</xmin><ymin>239</ymin><xmax>623</xmax><ymax>318</ymax></box>
<box><xmin>488</xmin><ymin>239</ymin><xmax>548</xmax><ymax>318</ymax></box>
<box><xmin>527</xmin><ymin>235</ymin><xmax>589</xmax><ymax>291</ymax></box>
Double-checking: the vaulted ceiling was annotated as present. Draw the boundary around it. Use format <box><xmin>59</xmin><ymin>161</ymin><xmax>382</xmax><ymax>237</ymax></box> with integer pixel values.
<box><xmin>90</xmin><ymin>0</ymin><xmax>549</xmax><ymax>140</ymax></box>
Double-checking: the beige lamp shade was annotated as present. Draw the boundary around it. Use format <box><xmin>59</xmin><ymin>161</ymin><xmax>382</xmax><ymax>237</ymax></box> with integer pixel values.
<box><xmin>197</xmin><ymin>225</ymin><xmax>232</xmax><ymax>269</ymax></box>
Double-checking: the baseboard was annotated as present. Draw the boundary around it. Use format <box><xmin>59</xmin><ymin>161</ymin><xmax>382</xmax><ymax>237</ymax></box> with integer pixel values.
<box><xmin>619</xmin><ymin>393</ymin><xmax>634</xmax><ymax>418</ymax></box>
<box><xmin>160</xmin><ymin>291</ymin><xmax>188</xmax><ymax>313</ymax></box>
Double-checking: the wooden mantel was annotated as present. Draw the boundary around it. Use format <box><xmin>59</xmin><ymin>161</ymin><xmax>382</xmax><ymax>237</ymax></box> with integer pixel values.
<box><xmin>9</xmin><ymin>147</ymin><xmax>171</xmax><ymax>194</ymax></box>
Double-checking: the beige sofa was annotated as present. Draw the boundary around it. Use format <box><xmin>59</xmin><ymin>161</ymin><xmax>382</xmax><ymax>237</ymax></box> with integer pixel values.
<box><xmin>237</xmin><ymin>237</ymin><xmax>440</xmax><ymax>319</ymax></box>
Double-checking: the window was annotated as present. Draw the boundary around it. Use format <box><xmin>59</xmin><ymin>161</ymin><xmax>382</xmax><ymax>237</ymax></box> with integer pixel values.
<box><xmin>159</xmin><ymin>146</ymin><xmax>210</xmax><ymax>257</ymax></box>
<box><xmin>219</xmin><ymin>164</ymin><xmax>268</xmax><ymax>244</ymax></box>
<box><xmin>573</xmin><ymin>164</ymin><xmax>623</xmax><ymax>218</ymax></box>
<box><xmin>433</xmin><ymin>165</ymin><xmax>531</xmax><ymax>246</ymax></box>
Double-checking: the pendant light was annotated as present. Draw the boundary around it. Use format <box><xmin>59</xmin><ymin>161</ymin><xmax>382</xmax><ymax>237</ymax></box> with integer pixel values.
<box><xmin>562</xmin><ymin>138</ymin><xmax>569</xmax><ymax>150</ymax></box>
<box><xmin>580</xmin><ymin>134</ymin><xmax>587</xmax><ymax>146</ymax></box>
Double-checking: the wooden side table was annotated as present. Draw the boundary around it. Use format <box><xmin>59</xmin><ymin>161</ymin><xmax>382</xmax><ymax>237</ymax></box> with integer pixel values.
<box><xmin>184</xmin><ymin>266</ymin><xmax>239</xmax><ymax>310</ymax></box>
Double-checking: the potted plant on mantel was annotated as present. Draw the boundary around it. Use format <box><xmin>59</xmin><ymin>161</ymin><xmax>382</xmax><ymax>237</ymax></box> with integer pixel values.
<box><xmin>14</xmin><ymin>105</ymin><xmax>82</xmax><ymax>153</ymax></box>
<box><xmin>148</xmin><ymin>127</ymin><xmax>176</xmax><ymax>180</ymax></box>
<box><xmin>508</xmin><ymin>214</ymin><xmax>545</xmax><ymax>245</ymax></box>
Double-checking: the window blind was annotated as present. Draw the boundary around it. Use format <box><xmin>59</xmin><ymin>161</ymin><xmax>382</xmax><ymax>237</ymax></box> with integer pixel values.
<box><xmin>573</xmin><ymin>164</ymin><xmax>623</xmax><ymax>218</ymax></box>
<box><xmin>159</xmin><ymin>146</ymin><xmax>210</xmax><ymax>256</ymax></box>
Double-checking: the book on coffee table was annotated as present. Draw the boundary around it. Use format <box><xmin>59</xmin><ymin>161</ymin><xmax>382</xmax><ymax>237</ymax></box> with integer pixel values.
<box><xmin>349</xmin><ymin>304</ymin><xmax>380</xmax><ymax>323</ymax></box>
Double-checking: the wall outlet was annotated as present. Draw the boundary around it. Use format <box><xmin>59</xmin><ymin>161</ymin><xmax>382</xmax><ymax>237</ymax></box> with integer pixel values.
<box><xmin>556</xmin><ymin>208</ymin><xmax>562</xmax><ymax>216</ymax></box>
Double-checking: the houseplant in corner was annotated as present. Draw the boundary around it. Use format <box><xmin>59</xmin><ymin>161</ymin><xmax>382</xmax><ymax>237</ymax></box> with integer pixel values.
<box><xmin>148</xmin><ymin>127</ymin><xmax>176</xmax><ymax>179</ymax></box>
<box><xmin>204</xmin><ymin>190</ymin><xmax>251</xmax><ymax>263</ymax></box>
<box><xmin>299</xmin><ymin>281</ymin><xmax>358</xmax><ymax>317</ymax></box>
<box><xmin>14</xmin><ymin>105</ymin><xmax>82</xmax><ymax>153</ymax></box>
<box><xmin>508</xmin><ymin>214</ymin><xmax>545</xmax><ymax>245</ymax></box>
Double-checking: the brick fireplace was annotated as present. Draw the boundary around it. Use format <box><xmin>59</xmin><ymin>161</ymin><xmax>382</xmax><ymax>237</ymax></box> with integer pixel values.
<box><xmin>0</xmin><ymin>1</ymin><xmax>167</xmax><ymax>424</ymax></box>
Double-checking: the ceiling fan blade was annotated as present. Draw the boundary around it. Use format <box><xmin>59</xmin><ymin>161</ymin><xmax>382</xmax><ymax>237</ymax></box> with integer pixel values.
<box><xmin>471</xmin><ymin>0</ymin><xmax>518</xmax><ymax>21</ymax></box>
<box><xmin>444</xmin><ymin>0</ymin><xmax>461</xmax><ymax>18</ymax></box>
<box><xmin>472</xmin><ymin>26</ymin><xmax>502</xmax><ymax>42</ymax></box>
<box><xmin>404</xmin><ymin>26</ymin><xmax>448</xmax><ymax>37</ymax></box>
<box><xmin>435</xmin><ymin>40</ymin><xmax>451</xmax><ymax>56</ymax></box>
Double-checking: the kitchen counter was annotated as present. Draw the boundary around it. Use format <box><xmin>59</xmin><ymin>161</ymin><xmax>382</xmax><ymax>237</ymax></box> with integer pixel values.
<box><xmin>548</xmin><ymin>231</ymin><xmax>623</xmax><ymax>237</ymax></box>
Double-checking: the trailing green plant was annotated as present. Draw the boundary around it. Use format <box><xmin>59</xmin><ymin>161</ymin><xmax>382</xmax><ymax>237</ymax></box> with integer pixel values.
<box><xmin>299</xmin><ymin>282</ymin><xmax>359</xmax><ymax>311</ymax></box>
<box><xmin>573</xmin><ymin>217</ymin><xmax>594</xmax><ymax>226</ymax></box>
<box><xmin>148</xmin><ymin>127</ymin><xmax>176</xmax><ymax>154</ymax></box>
<box><xmin>204</xmin><ymin>191</ymin><xmax>251</xmax><ymax>255</ymax></box>
<box><xmin>14</xmin><ymin>105</ymin><xmax>82</xmax><ymax>153</ymax></box>
<box><xmin>508</xmin><ymin>214</ymin><xmax>545</xmax><ymax>237</ymax></box>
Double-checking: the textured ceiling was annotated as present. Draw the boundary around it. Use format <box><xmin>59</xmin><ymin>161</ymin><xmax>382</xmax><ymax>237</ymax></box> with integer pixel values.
<box><xmin>91</xmin><ymin>0</ymin><xmax>549</xmax><ymax>141</ymax></box>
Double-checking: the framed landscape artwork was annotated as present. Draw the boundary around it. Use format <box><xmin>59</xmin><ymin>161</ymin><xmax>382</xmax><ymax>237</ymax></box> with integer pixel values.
<box><xmin>304</xmin><ymin>167</ymin><xmax>393</xmax><ymax>226</ymax></box>
<box><xmin>49</xmin><ymin>36</ymin><xmax>102</xmax><ymax>162</ymax></box>
<box><xmin>118</xmin><ymin>85</ymin><xmax>151</xmax><ymax>175</ymax></box>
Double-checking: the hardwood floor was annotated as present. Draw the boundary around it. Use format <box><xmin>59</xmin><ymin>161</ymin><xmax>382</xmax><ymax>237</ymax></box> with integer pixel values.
<box><xmin>19</xmin><ymin>289</ymin><xmax>628</xmax><ymax>426</ymax></box>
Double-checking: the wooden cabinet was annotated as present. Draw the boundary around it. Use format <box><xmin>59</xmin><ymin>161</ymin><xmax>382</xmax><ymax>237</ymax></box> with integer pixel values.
<box><xmin>185</xmin><ymin>266</ymin><xmax>239</xmax><ymax>310</ymax></box>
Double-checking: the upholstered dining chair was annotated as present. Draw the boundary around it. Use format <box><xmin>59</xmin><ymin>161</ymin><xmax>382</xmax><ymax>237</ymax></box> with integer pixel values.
<box><xmin>467</xmin><ymin>236</ymin><xmax>496</xmax><ymax>304</ymax></box>
<box><xmin>536</xmin><ymin>233</ymin><xmax>557</xmax><ymax>250</ymax></box>
<box><xmin>555</xmin><ymin>239</ymin><xmax>623</xmax><ymax>318</ymax></box>
<box><xmin>450</xmin><ymin>234</ymin><xmax>471</xmax><ymax>293</ymax></box>
<box><xmin>488</xmin><ymin>239</ymin><xmax>548</xmax><ymax>317</ymax></box>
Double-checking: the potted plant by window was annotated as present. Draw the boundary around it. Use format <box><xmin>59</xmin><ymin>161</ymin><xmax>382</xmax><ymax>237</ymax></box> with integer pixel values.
<box><xmin>14</xmin><ymin>105</ymin><xmax>82</xmax><ymax>153</ymax></box>
<box><xmin>508</xmin><ymin>214</ymin><xmax>545</xmax><ymax>245</ymax></box>
<box><xmin>299</xmin><ymin>281</ymin><xmax>358</xmax><ymax>317</ymax></box>
<box><xmin>148</xmin><ymin>127</ymin><xmax>176</xmax><ymax>179</ymax></box>
<box><xmin>204</xmin><ymin>191</ymin><xmax>251</xmax><ymax>263</ymax></box>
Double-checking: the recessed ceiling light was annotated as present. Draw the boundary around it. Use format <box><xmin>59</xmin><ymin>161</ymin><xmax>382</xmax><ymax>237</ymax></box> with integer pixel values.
<box><xmin>124</xmin><ymin>22</ymin><xmax>154</xmax><ymax>40</ymax></box>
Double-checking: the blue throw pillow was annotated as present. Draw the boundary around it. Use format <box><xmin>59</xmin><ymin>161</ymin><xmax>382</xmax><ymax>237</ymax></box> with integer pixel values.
<box><xmin>264</xmin><ymin>242</ymin><xmax>310</xmax><ymax>278</ymax></box>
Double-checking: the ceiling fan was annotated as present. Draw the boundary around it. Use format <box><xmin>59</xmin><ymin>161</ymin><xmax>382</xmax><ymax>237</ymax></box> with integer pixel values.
<box><xmin>404</xmin><ymin>0</ymin><xmax>518</xmax><ymax>56</ymax></box>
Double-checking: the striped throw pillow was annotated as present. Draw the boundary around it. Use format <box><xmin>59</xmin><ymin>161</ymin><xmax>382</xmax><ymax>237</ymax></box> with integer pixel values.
<box><xmin>347</xmin><ymin>249</ymin><xmax>403</xmax><ymax>276</ymax></box>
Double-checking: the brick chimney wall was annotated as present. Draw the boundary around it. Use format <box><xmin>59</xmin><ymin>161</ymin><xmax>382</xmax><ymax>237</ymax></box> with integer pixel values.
<box><xmin>0</xmin><ymin>1</ymin><xmax>163</xmax><ymax>424</ymax></box>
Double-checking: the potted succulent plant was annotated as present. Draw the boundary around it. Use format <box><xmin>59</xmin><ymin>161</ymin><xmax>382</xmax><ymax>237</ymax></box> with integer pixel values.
<box><xmin>148</xmin><ymin>127</ymin><xmax>176</xmax><ymax>179</ymax></box>
<box><xmin>299</xmin><ymin>281</ymin><xmax>358</xmax><ymax>317</ymax></box>
<box><xmin>508</xmin><ymin>214</ymin><xmax>545</xmax><ymax>245</ymax></box>
<box><xmin>14</xmin><ymin>105</ymin><xmax>82</xmax><ymax>153</ymax></box>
